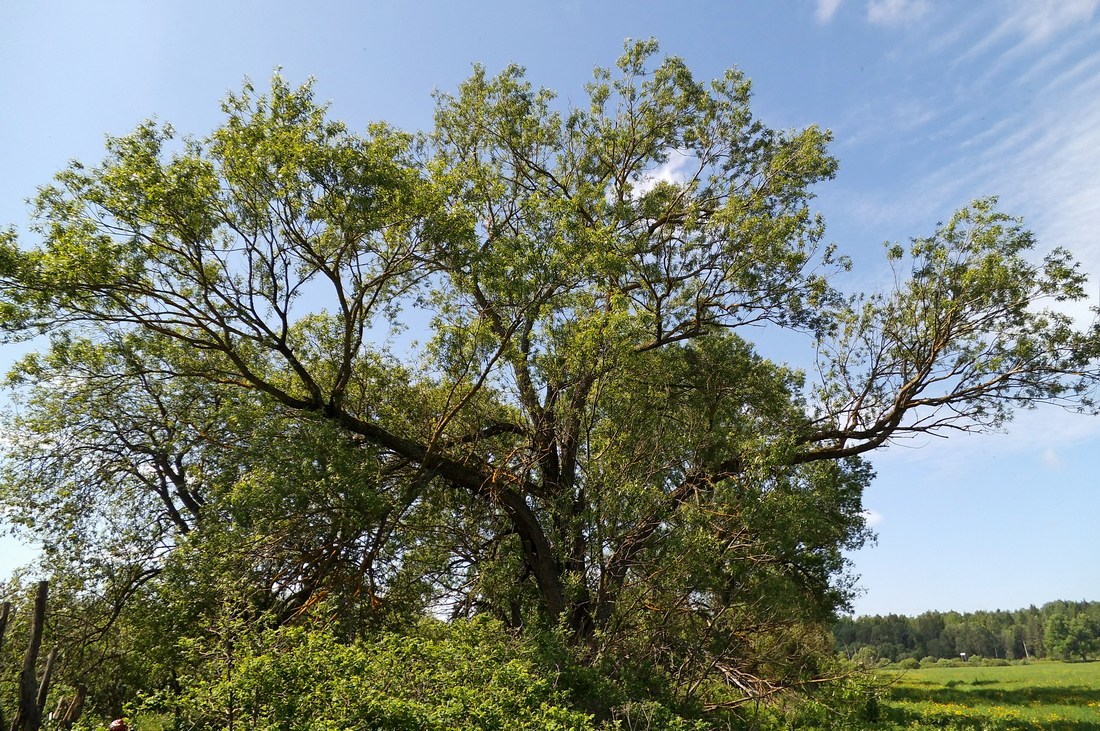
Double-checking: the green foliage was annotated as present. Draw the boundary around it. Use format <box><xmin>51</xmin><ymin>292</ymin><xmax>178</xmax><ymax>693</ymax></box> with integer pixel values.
<box><xmin>1044</xmin><ymin>609</ymin><xmax>1100</xmax><ymax>661</ymax></box>
<box><xmin>835</xmin><ymin>601</ymin><xmax>1100</xmax><ymax>664</ymax></box>
<box><xmin>814</xmin><ymin>199</ymin><xmax>1099</xmax><ymax>457</ymax></box>
<box><xmin>0</xmin><ymin>39</ymin><xmax>1098</xmax><ymax>728</ymax></box>
<box><xmin>148</xmin><ymin>616</ymin><xmax>617</xmax><ymax>731</ymax></box>
<box><xmin>134</xmin><ymin>611</ymin><xmax>887</xmax><ymax>731</ymax></box>
<box><xmin>718</xmin><ymin>669</ymin><xmax>885</xmax><ymax>731</ymax></box>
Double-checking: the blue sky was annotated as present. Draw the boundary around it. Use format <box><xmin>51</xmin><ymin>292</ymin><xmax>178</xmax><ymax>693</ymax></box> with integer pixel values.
<box><xmin>1</xmin><ymin>0</ymin><xmax>1098</xmax><ymax>616</ymax></box>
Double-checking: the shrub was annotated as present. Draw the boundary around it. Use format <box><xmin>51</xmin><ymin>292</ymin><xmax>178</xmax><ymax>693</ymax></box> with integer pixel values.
<box><xmin>763</xmin><ymin>671</ymin><xmax>885</xmax><ymax>729</ymax></box>
<box><xmin>135</xmin><ymin>614</ymin><xmax>877</xmax><ymax>731</ymax></box>
<box><xmin>851</xmin><ymin>646</ymin><xmax>878</xmax><ymax>668</ymax></box>
<box><xmin>147</xmin><ymin>617</ymin><xmax>605</xmax><ymax>731</ymax></box>
<box><xmin>896</xmin><ymin>658</ymin><xmax>920</xmax><ymax>669</ymax></box>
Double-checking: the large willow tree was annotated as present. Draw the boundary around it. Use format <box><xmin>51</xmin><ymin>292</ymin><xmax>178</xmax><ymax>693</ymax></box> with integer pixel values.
<box><xmin>1</xmin><ymin>41</ymin><xmax>1097</xmax><ymax>710</ymax></box>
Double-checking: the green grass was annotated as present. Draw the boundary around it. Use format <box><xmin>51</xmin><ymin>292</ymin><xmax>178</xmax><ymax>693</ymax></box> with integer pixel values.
<box><xmin>879</xmin><ymin>661</ymin><xmax>1100</xmax><ymax>730</ymax></box>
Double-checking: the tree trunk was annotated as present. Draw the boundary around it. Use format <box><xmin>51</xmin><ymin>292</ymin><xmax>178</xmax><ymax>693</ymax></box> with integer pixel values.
<box><xmin>0</xmin><ymin>603</ymin><xmax>10</xmax><ymax>731</ymax></box>
<box><xmin>35</xmin><ymin>648</ymin><xmax>59</xmax><ymax>720</ymax></box>
<box><xmin>10</xmin><ymin>580</ymin><xmax>48</xmax><ymax>731</ymax></box>
<box><xmin>0</xmin><ymin>601</ymin><xmax>10</xmax><ymax>649</ymax></box>
<box><xmin>57</xmin><ymin>685</ymin><xmax>86</xmax><ymax>731</ymax></box>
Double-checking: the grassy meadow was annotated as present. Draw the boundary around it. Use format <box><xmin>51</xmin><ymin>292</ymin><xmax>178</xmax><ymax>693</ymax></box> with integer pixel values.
<box><xmin>879</xmin><ymin>661</ymin><xmax>1100</xmax><ymax>729</ymax></box>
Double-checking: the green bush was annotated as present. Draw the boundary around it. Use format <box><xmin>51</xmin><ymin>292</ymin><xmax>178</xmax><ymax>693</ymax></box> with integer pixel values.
<box><xmin>132</xmin><ymin>614</ymin><xmax>879</xmax><ymax>731</ymax></box>
<box><xmin>895</xmin><ymin>658</ymin><xmax>920</xmax><ymax>669</ymax></box>
<box><xmin>147</xmin><ymin>617</ymin><xmax>604</xmax><ymax>731</ymax></box>
<box><xmin>760</xmin><ymin>671</ymin><xmax>885</xmax><ymax>729</ymax></box>
<box><xmin>851</xmin><ymin>645</ymin><xmax>878</xmax><ymax>668</ymax></box>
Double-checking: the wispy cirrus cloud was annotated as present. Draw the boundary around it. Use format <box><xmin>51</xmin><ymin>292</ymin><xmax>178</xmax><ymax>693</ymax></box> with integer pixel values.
<box><xmin>953</xmin><ymin>67</ymin><xmax>1100</xmax><ymax>291</ymax></box>
<box><xmin>956</xmin><ymin>1</ymin><xmax>1100</xmax><ymax>249</ymax></box>
<box><xmin>866</xmin><ymin>0</ymin><xmax>930</xmax><ymax>27</ymax></box>
<box><xmin>1002</xmin><ymin>0</ymin><xmax>1100</xmax><ymax>46</ymax></box>
<box><xmin>957</xmin><ymin>1</ymin><xmax>1100</xmax><ymax>89</ymax></box>
<box><xmin>836</xmin><ymin>95</ymin><xmax>938</xmax><ymax>150</ymax></box>
<box><xmin>873</xmin><ymin>404</ymin><xmax>1100</xmax><ymax>475</ymax></box>
<box><xmin>834</xmin><ymin>1</ymin><xmax>1100</xmax><ymax>290</ymax></box>
<box><xmin>815</xmin><ymin>0</ymin><xmax>843</xmax><ymax>23</ymax></box>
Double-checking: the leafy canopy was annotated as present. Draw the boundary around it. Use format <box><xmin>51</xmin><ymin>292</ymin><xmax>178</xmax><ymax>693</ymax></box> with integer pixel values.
<box><xmin>0</xmin><ymin>40</ymin><xmax>1098</xmax><ymax>722</ymax></box>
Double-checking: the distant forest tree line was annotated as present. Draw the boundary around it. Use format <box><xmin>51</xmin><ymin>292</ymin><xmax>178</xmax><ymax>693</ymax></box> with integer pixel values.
<box><xmin>834</xmin><ymin>601</ymin><xmax>1100</xmax><ymax>664</ymax></box>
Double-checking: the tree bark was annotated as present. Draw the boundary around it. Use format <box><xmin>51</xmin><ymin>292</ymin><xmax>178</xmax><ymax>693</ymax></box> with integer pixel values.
<box><xmin>0</xmin><ymin>603</ymin><xmax>10</xmax><ymax>731</ymax></box>
<box><xmin>0</xmin><ymin>601</ymin><xmax>10</xmax><ymax>649</ymax></box>
<box><xmin>10</xmin><ymin>581</ymin><xmax>48</xmax><ymax>731</ymax></box>
<box><xmin>35</xmin><ymin>648</ymin><xmax>59</xmax><ymax>721</ymax></box>
<box><xmin>57</xmin><ymin>685</ymin><xmax>86</xmax><ymax>731</ymax></box>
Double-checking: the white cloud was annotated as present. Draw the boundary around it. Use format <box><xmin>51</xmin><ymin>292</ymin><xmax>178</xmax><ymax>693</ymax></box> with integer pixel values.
<box><xmin>874</xmin><ymin>405</ymin><xmax>1100</xmax><ymax>474</ymax></box>
<box><xmin>630</xmin><ymin>150</ymin><xmax>695</xmax><ymax>198</ymax></box>
<box><xmin>862</xmin><ymin>509</ymin><xmax>884</xmax><ymax>527</ymax></box>
<box><xmin>1009</xmin><ymin>0</ymin><xmax>1100</xmax><ymax>46</ymax></box>
<box><xmin>954</xmin><ymin>2</ymin><xmax>1100</xmax><ymax>81</ymax></box>
<box><xmin>953</xmin><ymin>73</ymin><xmax>1100</xmax><ymax>289</ymax></box>
<box><xmin>866</xmin><ymin>0</ymin><xmax>930</xmax><ymax>27</ymax></box>
<box><xmin>841</xmin><ymin>4</ymin><xmax>1100</xmax><ymax>308</ymax></box>
<box><xmin>837</xmin><ymin>96</ymin><xmax>938</xmax><ymax>150</ymax></box>
<box><xmin>1042</xmin><ymin>448</ymin><xmax>1065</xmax><ymax>470</ymax></box>
<box><xmin>816</xmin><ymin>0</ymin><xmax>843</xmax><ymax>23</ymax></box>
